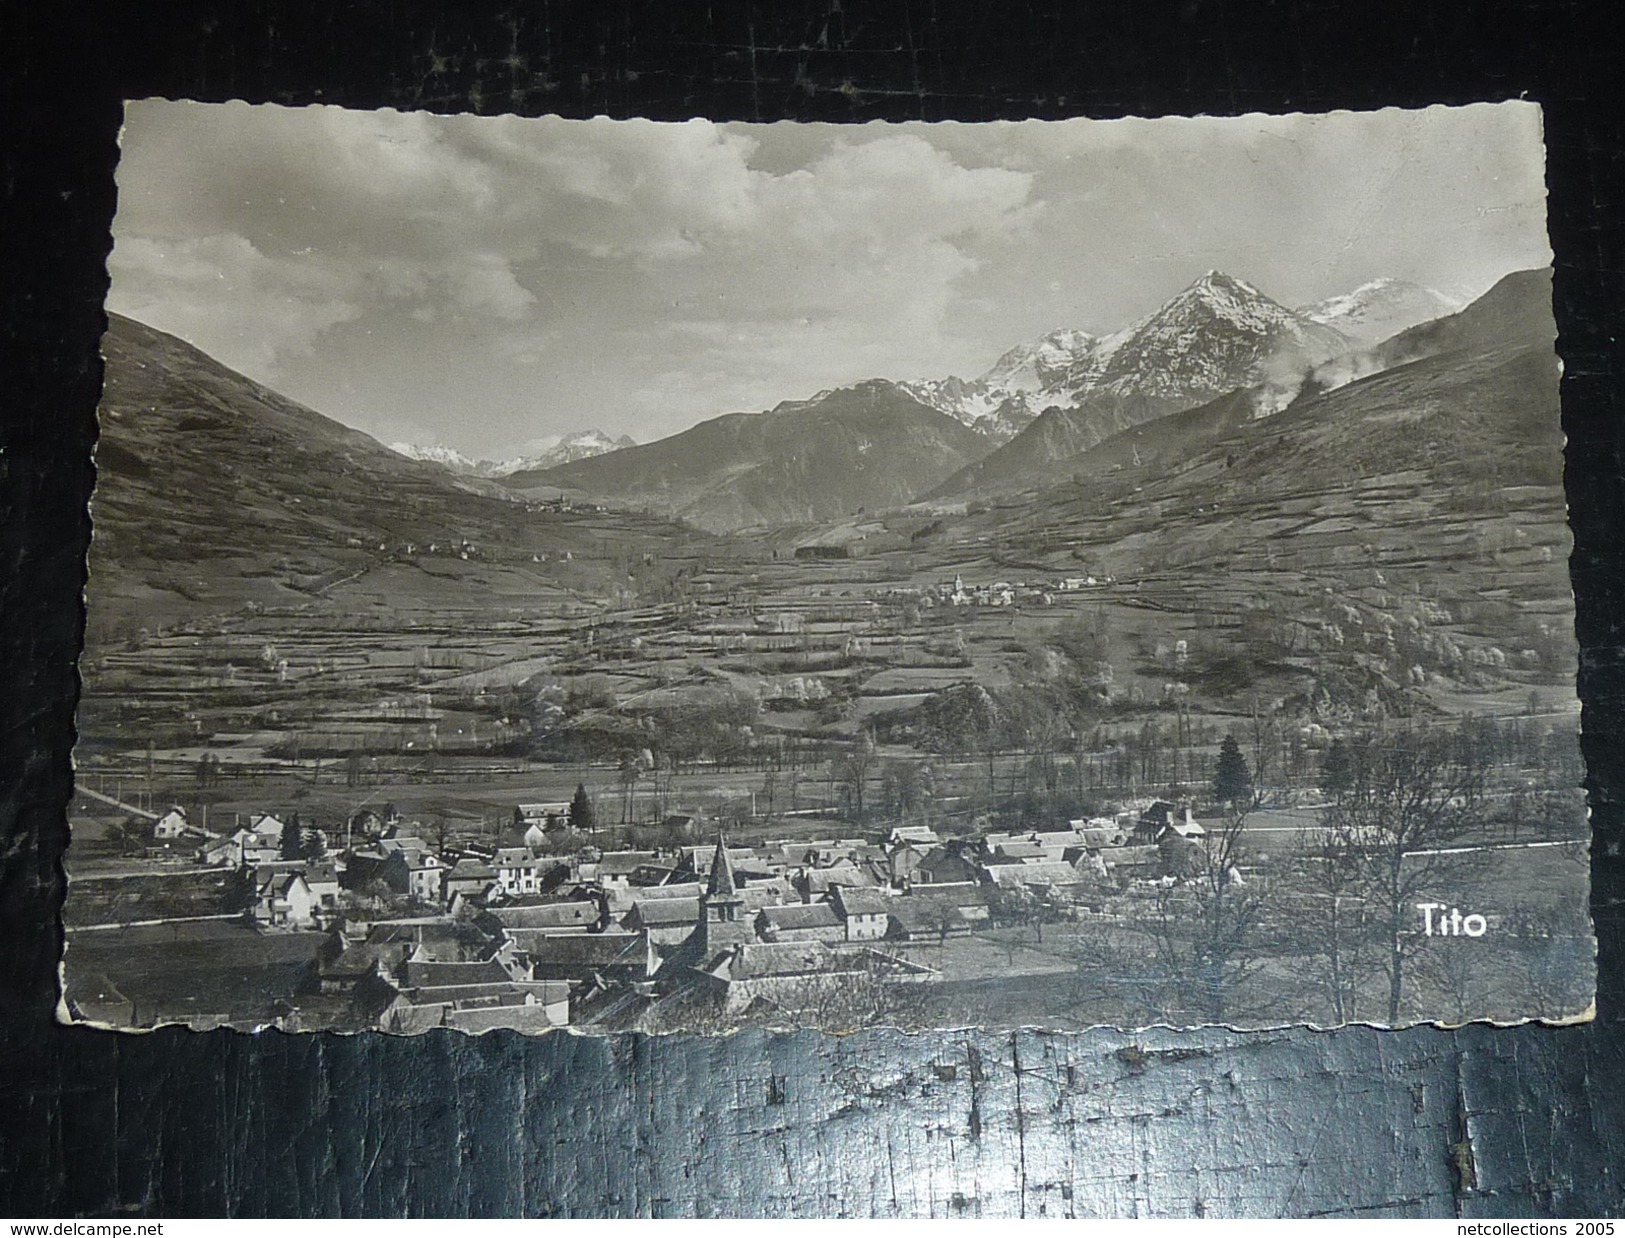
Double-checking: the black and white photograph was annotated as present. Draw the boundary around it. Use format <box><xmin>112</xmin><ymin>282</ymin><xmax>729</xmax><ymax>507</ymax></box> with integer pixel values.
<box><xmin>66</xmin><ymin>98</ymin><xmax>1590</xmax><ymax>1036</ymax></box>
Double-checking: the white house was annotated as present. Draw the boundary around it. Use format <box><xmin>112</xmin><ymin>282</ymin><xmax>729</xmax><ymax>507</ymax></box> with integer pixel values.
<box><xmin>152</xmin><ymin>807</ymin><xmax>189</xmax><ymax>840</ymax></box>
<box><xmin>831</xmin><ymin>886</ymin><xmax>892</xmax><ymax>941</ymax></box>
<box><xmin>252</xmin><ymin>872</ymin><xmax>316</xmax><ymax>928</ymax></box>
<box><xmin>493</xmin><ymin>847</ymin><xmax>559</xmax><ymax>897</ymax></box>
<box><xmin>248</xmin><ymin>813</ymin><xmax>286</xmax><ymax>841</ymax></box>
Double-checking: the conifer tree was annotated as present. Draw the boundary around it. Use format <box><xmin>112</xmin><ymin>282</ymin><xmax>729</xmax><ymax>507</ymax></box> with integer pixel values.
<box><xmin>569</xmin><ymin>783</ymin><xmax>596</xmax><ymax>833</ymax></box>
<box><xmin>1320</xmin><ymin>737</ymin><xmax>1355</xmax><ymax>799</ymax></box>
<box><xmin>279</xmin><ymin>812</ymin><xmax>304</xmax><ymax>860</ymax></box>
<box><xmin>1212</xmin><ymin>735</ymin><xmax>1253</xmax><ymax>808</ymax></box>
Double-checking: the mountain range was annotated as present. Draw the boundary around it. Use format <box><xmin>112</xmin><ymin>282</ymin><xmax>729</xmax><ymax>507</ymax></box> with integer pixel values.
<box><xmin>504</xmin><ymin>380</ymin><xmax>989</xmax><ymax>532</ymax></box>
<box><xmin>963</xmin><ymin>266</ymin><xmax>1563</xmax><ymax>613</ymax></box>
<box><xmin>389</xmin><ymin>428</ymin><xmax>636</xmax><ymax>477</ymax></box>
<box><xmin>512</xmin><ymin>270</ymin><xmax>1471</xmax><ymax>524</ymax></box>
<box><xmin>1032</xmin><ymin>268</ymin><xmax>1557</xmax><ymax>505</ymax></box>
<box><xmin>897</xmin><ymin>273</ymin><xmax>1457</xmax><ymax>447</ymax></box>
<box><xmin>93</xmin><ymin>266</ymin><xmax>1538</xmax><ymax>582</ymax></box>
<box><xmin>387</xmin><ymin>274</ymin><xmax>1459</xmax><ymax>497</ymax></box>
<box><xmin>927</xmin><ymin>270</ymin><xmax>1541</xmax><ymax>503</ymax></box>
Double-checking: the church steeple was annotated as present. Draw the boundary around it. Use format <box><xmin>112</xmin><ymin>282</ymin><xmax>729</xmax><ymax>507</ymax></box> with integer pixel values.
<box><xmin>705</xmin><ymin>833</ymin><xmax>739</xmax><ymax>902</ymax></box>
<box><xmin>693</xmin><ymin>833</ymin><xmax>751</xmax><ymax>957</ymax></box>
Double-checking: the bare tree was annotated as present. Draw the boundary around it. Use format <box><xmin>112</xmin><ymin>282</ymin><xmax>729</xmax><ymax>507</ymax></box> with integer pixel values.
<box><xmin>1113</xmin><ymin>811</ymin><xmax>1270</xmax><ymax>1025</ymax></box>
<box><xmin>1323</xmin><ymin>730</ymin><xmax>1485</xmax><ymax>1024</ymax></box>
<box><xmin>1301</xmin><ymin>827</ymin><xmax>1378</xmax><ymax>1024</ymax></box>
<box><xmin>881</xmin><ymin>758</ymin><xmax>934</xmax><ymax>823</ymax></box>
<box><xmin>617</xmin><ymin>751</ymin><xmax>640</xmax><ymax>824</ymax></box>
<box><xmin>833</xmin><ymin>732</ymin><xmax>879</xmax><ymax>824</ymax></box>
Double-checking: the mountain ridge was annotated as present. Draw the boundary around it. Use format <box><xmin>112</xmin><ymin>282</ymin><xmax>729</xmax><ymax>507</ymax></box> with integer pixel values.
<box><xmin>89</xmin><ymin>312</ymin><xmax>703</xmax><ymax>634</ymax></box>
<box><xmin>391</xmin><ymin>428</ymin><xmax>637</xmax><ymax>477</ymax></box>
<box><xmin>504</xmin><ymin>379</ymin><xmax>993</xmax><ymax>532</ymax></box>
<box><xmin>922</xmin><ymin>270</ymin><xmax>1355</xmax><ymax>499</ymax></box>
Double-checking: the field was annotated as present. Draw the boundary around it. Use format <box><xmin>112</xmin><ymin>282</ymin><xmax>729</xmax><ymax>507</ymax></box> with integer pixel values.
<box><xmin>64</xmin><ymin>921</ymin><xmax>327</xmax><ymax>1029</ymax></box>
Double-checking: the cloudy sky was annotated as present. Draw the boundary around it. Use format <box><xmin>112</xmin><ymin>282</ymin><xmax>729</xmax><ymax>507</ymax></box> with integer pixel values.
<box><xmin>108</xmin><ymin>100</ymin><xmax>1550</xmax><ymax>458</ymax></box>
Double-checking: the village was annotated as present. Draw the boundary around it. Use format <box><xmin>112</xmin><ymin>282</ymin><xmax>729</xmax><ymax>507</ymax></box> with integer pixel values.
<box><xmin>63</xmin><ymin>708</ymin><xmax>1593</xmax><ymax>1036</ymax></box>
<box><xmin>65</xmin><ymin>786</ymin><xmax>1246</xmax><ymax>1033</ymax></box>
<box><xmin>66</xmin><ymin>494</ymin><xmax>1591</xmax><ymax>1033</ymax></box>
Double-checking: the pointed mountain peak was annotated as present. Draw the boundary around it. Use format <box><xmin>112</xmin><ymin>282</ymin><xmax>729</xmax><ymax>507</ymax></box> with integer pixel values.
<box><xmin>1182</xmin><ymin>269</ymin><xmax>1269</xmax><ymax>301</ymax></box>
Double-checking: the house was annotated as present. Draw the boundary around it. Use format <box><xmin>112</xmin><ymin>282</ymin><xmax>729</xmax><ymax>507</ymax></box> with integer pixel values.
<box><xmin>399</xmin><ymin>947</ymin><xmax>530</xmax><ymax>988</ymax></box>
<box><xmin>514</xmin><ymin>802</ymin><xmax>570</xmax><ymax>834</ymax></box>
<box><xmin>1099</xmin><ymin>845</ymin><xmax>1162</xmax><ymax>879</ymax></box>
<box><xmin>247</xmin><ymin>813</ymin><xmax>286</xmax><ymax>841</ymax></box>
<box><xmin>247</xmin><ymin>860</ymin><xmax>340</xmax><ymax>928</ymax></box>
<box><xmin>1066</xmin><ymin>818</ymin><xmax>1131</xmax><ymax>849</ymax></box>
<box><xmin>238</xmin><ymin>829</ymin><xmax>282</xmax><ymax>867</ymax></box>
<box><xmin>492</xmin><ymin>847</ymin><xmax>566</xmax><ymax>898</ymax></box>
<box><xmin>304</xmin><ymin>861</ymin><xmax>341</xmax><ymax>909</ymax></box>
<box><xmin>625</xmin><ymin>897</ymin><xmax>704</xmax><ymax>945</ymax></box>
<box><xmin>886</xmin><ymin>898</ymin><xmax>974</xmax><ymax>942</ymax></box>
<box><xmin>830</xmin><ymin>886</ymin><xmax>892</xmax><ymax>941</ymax></box>
<box><xmin>755</xmin><ymin>901</ymin><xmax>844</xmax><ymax>944</ymax></box>
<box><xmin>380</xmin><ymin>849</ymin><xmax>444</xmax><ymax>903</ymax></box>
<box><xmin>795</xmin><ymin>862</ymin><xmax>881</xmax><ymax>902</ymax></box>
<box><xmin>595</xmin><ymin>851</ymin><xmax>661</xmax><ymax>889</ymax></box>
<box><xmin>376</xmin><ymin>980</ymin><xmax>572</xmax><ymax>1034</ymax></box>
<box><xmin>478</xmin><ymin>900</ymin><xmax>604</xmax><ymax>936</ymax></box>
<box><xmin>515</xmin><ymin>801</ymin><xmax>570</xmax><ymax>824</ymax></box>
<box><xmin>1132</xmin><ymin>800</ymin><xmax>1186</xmax><ymax>843</ymax></box>
<box><xmin>510</xmin><ymin>932</ymin><xmax>654</xmax><ymax>985</ymax></box>
<box><xmin>914</xmin><ymin>846</ymin><xmax>978</xmax><ymax>886</ymax></box>
<box><xmin>989</xmin><ymin>839</ymin><xmax>1049</xmax><ymax>864</ymax></box>
<box><xmin>256</xmin><ymin>872</ymin><xmax>317</xmax><ymax>928</ymax></box>
<box><xmin>888</xmin><ymin>825</ymin><xmax>940</xmax><ymax>848</ymax></box>
<box><xmin>316</xmin><ymin>916</ymin><xmax>495</xmax><ymax>994</ymax></box>
<box><xmin>377</xmin><ymin>834</ymin><xmax>429</xmax><ymax>857</ymax></box>
<box><xmin>627</xmin><ymin>863</ymin><xmax>680</xmax><ymax>888</ymax></box>
<box><xmin>360</xmin><ymin>941</ymin><xmax>574</xmax><ymax>1033</ymax></box>
<box><xmin>982</xmin><ymin>861</ymin><xmax>1089</xmax><ymax>892</ymax></box>
<box><xmin>685</xmin><ymin>941</ymin><xmax>859</xmax><ymax>1016</ymax></box>
<box><xmin>441</xmin><ymin>858</ymin><xmax>497</xmax><ymax>903</ymax></box>
<box><xmin>152</xmin><ymin>807</ymin><xmax>190</xmax><ymax>840</ymax></box>
<box><xmin>887</xmin><ymin>841</ymin><xmax>925</xmax><ymax>886</ymax></box>
<box><xmin>889</xmin><ymin>883</ymin><xmax>990</xmax><ymax>942</ymax></box>
<box><xmin>606</xmin><ymin>879</ymin><xmax>703</xmax><ymax>912</ymax></box>
<box><xmin>197</xmin><ymin>834</ymin><xmax>242</xmax><ymax>868</ymax></box>
<box><xmin>347</xmin><ymin>808</ymin><xmax>386</xmax><ymax>842</ymax></box>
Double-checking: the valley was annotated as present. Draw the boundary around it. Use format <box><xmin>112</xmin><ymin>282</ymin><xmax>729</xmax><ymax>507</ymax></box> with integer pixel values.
<box><xmin>67</xmin><ymin>266</ymin><xmax>1591</xmax><ymax>1034</ymax></box>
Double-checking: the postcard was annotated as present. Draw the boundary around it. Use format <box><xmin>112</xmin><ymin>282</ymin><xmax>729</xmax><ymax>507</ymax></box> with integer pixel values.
<box><xmin>66</xmin><ymin>99</ymin><xmax>1590</xmax><ymax>1033</ymax></box>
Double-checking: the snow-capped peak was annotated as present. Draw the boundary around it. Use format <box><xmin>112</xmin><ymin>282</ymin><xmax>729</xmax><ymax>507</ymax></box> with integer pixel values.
<box><xmin>390</xmin><ymin>429</ymin><xmax>636</xmax><ymax>478</ymax></box>
<box><xmin>1151</xmin><ymin>269</ymin><xmax>1292</xmax><ymax>329</ymax></box>
<box><xmin>523</xmin><ymin>429</ymin><xmax>637</xmax><ymax>470</ymax></box>
<box><xmin>390</xmin><ymin>441</ymin><xmax>482</xmax><ymax>472</ymax></box>
<box><xmin>978</xmin><ymin>328</ymin><xmax>1099</xmax><ymax>392</ymax></box>
<box><xmin>1296</xmin><ymin>278</ymin><xmax>1462</xmax><ymax>345</ymax></box>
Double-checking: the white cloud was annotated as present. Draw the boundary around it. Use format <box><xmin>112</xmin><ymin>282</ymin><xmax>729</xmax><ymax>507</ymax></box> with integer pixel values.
<box><xmin>107</xmin><ymin>233</ymin><xmax>362</xmax><ymax>373</ymax></box>
<box><xmin>108</xmin><ymin>102</ymin><xmax>1550</xmax><ymax>457</ymax></box>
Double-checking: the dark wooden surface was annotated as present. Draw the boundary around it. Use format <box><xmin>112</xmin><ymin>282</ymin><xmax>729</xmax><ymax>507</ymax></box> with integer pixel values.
<box><xmin>4</xmin><ymin>1</ymin><xmax>1624</xmax><ymax>1218</ymax></box>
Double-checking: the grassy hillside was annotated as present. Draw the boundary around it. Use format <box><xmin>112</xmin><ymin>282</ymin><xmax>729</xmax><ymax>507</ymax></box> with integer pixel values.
<box><xmin>89</xmin><ymin>313</ymin><xmax>713</xmax><ymax>637</ymax></box>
